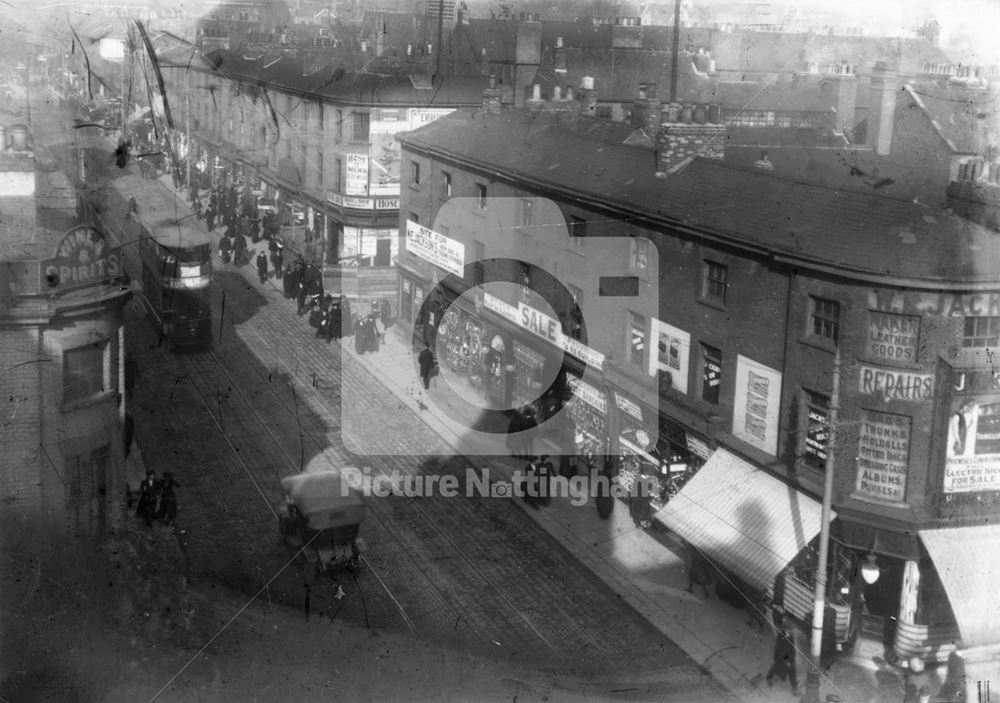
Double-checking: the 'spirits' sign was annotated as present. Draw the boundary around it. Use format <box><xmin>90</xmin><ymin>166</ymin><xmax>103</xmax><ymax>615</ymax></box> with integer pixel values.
<box><xmin>45</xmin><ymin>226</ymin><xmax>121</xmax><ymax>290</ymax></box>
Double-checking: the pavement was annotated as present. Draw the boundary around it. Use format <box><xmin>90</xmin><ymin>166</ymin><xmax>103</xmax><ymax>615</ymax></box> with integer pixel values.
<box><xmin>158</xmin><ymin>176</ymin><xmax>942</xmax><ymax>703</ymax></box>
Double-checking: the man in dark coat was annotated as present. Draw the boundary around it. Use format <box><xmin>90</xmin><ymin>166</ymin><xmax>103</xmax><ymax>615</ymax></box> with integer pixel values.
<box><xmin>521</xmin><ymin>457</ymin><xmax>540</xmax><ymax>509</ymax></box>
<box><xmin>256</xmin><ymin>250</ymin><xmax>269</xmax><ymax>284</ymax></box>
<box><xmin>296</xmin><ymin>277</ymin><xmax>308</xmax><ymax>316</ymax></box>
<box><xmin>766</xmin><ymin>627</ymin><xmax>800</xmax><ymax>694</ymax></box>
<box><xmin>418</xmin><ymin>343</ymin><xmax>435</xmax><ymax>389</ymax></box>
<box><xmin>155</xmin><ymin>472</ymin><xmax>180</xmax><ymax>525</ymax></box>
<box><xmin>234</xmin><ymin>233</ymin><xmax>248</xmax><ymax>266</ymax></box>
<box><xmin>205</xmin><ymin>203</ymin><xmax>216</xmax><ymax>231</ymax></box>
<box><xmin>537</xmin><ymin>455</ymin><xmax>554</xmax><ymax>506</ymax></box>
<box><xmin>135</xmin><ymin>469</ymin><xmax>160</xmax><ymax>527</ymax></box>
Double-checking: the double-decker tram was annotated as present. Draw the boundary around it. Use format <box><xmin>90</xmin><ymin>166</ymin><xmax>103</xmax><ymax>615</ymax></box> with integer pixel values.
<box><xmin>79</xmin><ymin>149</ymin><xmax>213</xmax><ymax>349</ymax></box>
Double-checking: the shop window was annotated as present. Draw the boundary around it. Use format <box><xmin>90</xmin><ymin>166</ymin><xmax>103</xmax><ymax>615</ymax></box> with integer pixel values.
<box><xmin>334</xmin><ymin>158</ymin><xmax>342</xmax><ymax>192</ymax></box>
<box><xmin>412</xmin><ymin>161</ymin><xmax>421</xmax><ymax>185</ymax></box>
<box><xmin>317</xmin><ymin>102</ymin><xmax>324</xmax><ymax>133</ymax></box>
<box><xmin>810</xmin><ymin>296</ymin><xmax>840</xmax><ymax>343</ymax></box>
<box><xmin>628</xmin><ymin>312</ymin><xmax>646</xmax><ymax>368</ymax></box>
<box><xmin>336</xmin><ymin>108</ymin><xmax>343</xmax><ymax>141</ymax></box>
<box><xmin>476</xmin><ymin>183</ymin><xmax>487</xmax><ymax>209</ymax></box>
<box><xmin>442</xmin><ymin>171</ymin><xmax>452</xmax><ymax>197</ymax></box>
<box><xmin>803</xmin><ymin>390</ymin><xmax>830</xmax><ymax>469</ymax></box>
<box><xmin>314</xmin><ymin>151</ymin><xmax>323</xmax><ymax>188</ymax></box>
<box><xmin>352</xmin><ymin>111</ymin><xmax>370</xmax><ymax>142</ymax></box>
<box><xmin>630</xmin><ymin>237</ymin><xmax>649</xmax><ymax>270</ymax></box>
<box><xmin>409</xmin><ymin>212</ymin><xmax>419</xmax><ymax>225</ymax></box>
<box><xmin>66</xmin><ymin>445</ymin><xmax>110</xmax><ymax>537</ymax></box>
<box><xmin>962</xmin><ymin>316</ymin><xmax>1000</xmax><ymax>348</ymax></box>
<box><xmin>702</xmin><ymin>260</ymin><xmax>728</xmax><ymax>304</ymax></box>
<box><xmin>64</xmin><ymin>343</ymin><xmax>106</xmax><ymax>404</ymax></box>
<box><xmin>701</xmin><ymin>344</ymin><xmax>722</xmax><ymax>405</ymax></box>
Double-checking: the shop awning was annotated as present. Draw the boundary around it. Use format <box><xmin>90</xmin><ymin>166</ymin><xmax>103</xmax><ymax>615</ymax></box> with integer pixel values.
<box><xmin>920</xmin><ymin>525</ymin><xmax>1000</xmax><ymax>647</ymax></box>
<box><xmin>654</xmin><ymin>448</ymin><xmax>831</xmax><ymax>592</ymax></box>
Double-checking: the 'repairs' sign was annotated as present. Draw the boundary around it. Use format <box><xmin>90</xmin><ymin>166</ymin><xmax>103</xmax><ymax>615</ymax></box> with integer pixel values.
<box><xmin>858</xmin><ymin>365</ymin><xmax>934</xmax><ymax>401</ymax></box>
<box><xmin>44</xmin><ymin>226</ymin><xmax>121</xmax><ymax>291</ymax></box>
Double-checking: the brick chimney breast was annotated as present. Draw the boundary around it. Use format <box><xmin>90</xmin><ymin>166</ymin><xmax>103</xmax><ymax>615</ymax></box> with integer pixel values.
<box><xmin>656</xmin><ymin>107</ymin><xmax>727</xmax><ymax>175</ymax></box>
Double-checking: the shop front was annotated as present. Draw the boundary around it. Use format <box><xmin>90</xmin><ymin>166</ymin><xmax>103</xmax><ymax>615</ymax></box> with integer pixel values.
<box><xmin>565</xmin><ymin>375</ymin><xmax>608</xmax><ymax>468</ymax></box>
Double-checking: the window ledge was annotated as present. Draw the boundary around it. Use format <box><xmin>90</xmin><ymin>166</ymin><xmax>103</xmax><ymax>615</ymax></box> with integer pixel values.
<box><xmin>61</xmin><ymin>389</ymin><xmax>117</xmax><ymax>413</ymax></box>
<box><xmin>798</xmin><ymin>335</ymin><xmax>837</xmax><ymax>354</ymax></box>
<box><xmin>696</xmin><ymin>296</ymin><xmax>727</xmax><ymax>313</ymax></box>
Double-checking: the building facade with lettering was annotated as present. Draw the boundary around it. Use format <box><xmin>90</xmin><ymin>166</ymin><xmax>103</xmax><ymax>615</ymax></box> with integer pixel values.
<box><xmin>398</xmin><ymin>98</ymin><xmax>1000</xmax><ymax>674</ymax></box>
<box><xmin>155</xmin><ymin>49</ymin><xmax>490</xmax><ymax>305</ymax></box>
<box><xmin>0</xmin><ymin>137</ymin><xmax>132</xmax><ymax>544</ymax></box>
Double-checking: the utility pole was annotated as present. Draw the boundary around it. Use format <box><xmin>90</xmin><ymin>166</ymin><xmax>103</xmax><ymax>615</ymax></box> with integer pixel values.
<box><xmin>669</xmin><ymin>0</ymin><xmax>681</xmax><ymax>103</ymax></box>
<box><xmin>186</xmin><ymin>68</ymin><xmax>192</xmax><ymax>195</ymax></box>
<box><xmin>802</xmin><ymin>348</ymin><xmax>840</xmax><ymax>703</ymax></box>
<box><xmin>435</xmin><ymin>0</ymin><xmax>444</xmax><ymax>79</ymax></box>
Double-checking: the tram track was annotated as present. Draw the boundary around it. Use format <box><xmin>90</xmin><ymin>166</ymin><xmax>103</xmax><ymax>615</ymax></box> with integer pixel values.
<box><xmin>194</xmin><ymin>284</ymin><xmax>568</xmax><ymax>663</ymax></box>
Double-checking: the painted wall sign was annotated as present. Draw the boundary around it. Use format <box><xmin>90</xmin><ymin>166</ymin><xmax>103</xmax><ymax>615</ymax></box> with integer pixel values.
<box><xmin>858</xmin><ymin>365</ymin><xmax>935</xmax><ymax>401</ymax></box>
<box><xmin>868</xmin><ymin>290</ymin><xmax>1000</xmax><ymax>317</ymax></box>
<box><xmin>867</xmin><ymin>311</ymin><xmax>920</xmax><ymax>362</ymax></box>
<box><xmin>945</xmin><ymin>398</ymin><xmax>1000</xmax><ymax>493</ymax></box>
<box><xmin>732</xmin><ymin>355</ymin><xmax>782</xmax><ymax>456</ymax></box>
<box><xmin>854</xmin><ymin>410</ymin><xmax>911</xmax><ymax>503</ymax></box>
<box><xmin>44</xmin><ymin>226</ymin><xmax>121</xmax><ymax>291</ymax></box>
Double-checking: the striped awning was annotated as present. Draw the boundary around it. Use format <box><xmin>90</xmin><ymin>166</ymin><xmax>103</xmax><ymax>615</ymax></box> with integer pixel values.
<box><xmin>920</xmin><ymin>525</ymin><xmax>1000</xmax><ymax>647</ymax></box>
<box><xmin>654</xmin><ymin>448</ymin><xmax>830</xmax><ymax>592</ymax></box>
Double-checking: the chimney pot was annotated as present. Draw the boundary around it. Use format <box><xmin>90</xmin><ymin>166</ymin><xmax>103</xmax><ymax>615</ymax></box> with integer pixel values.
<box><xmin>556</xmin><ymin>36</ymin><xmax>563</xmax><ymax>48</ymax></box>
<box><xmin>565</xmin><ymin>86</ymin><xmax>574</xmax><ymax>101</ymax></box>
<box><xmin>581</xmin><ymin>75</ymin><xmax>594</xmax><ymax>90</ymax></box>
<box><xmin>553</xmin><ymin>85</ymin><xmax>562</xmax><ymax>100</ymax></box>
<box><xmin>532</xmin><ymin>84</ymin><xmax>542</xmax><ymax>100</ymax></box>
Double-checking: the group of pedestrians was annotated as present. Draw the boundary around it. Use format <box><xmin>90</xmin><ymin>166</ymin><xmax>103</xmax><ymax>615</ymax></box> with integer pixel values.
<box><xmin>132</xmin><ymin>469</ymin><xmax>181</xmax><ymax>528</ymax></box>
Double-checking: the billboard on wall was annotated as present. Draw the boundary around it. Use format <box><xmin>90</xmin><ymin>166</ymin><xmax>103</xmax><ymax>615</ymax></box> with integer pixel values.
<box><xmin>345</xmin><ymin>153</ymin><xmax>369</xmax><ymax>196</ymax></box>
<box><xmin>368</xmin><ymin>109</ymin><xmax>454</xmax><ymax>196</ymax></box>
<box><xmin>405</xmin><ymin>220</ymin><xmax>465</xmax><ymax>276</ymax></box>
<box><xmin>732</xmin><ymin>355</ymin><xmax>782</xmax><ymax>456</ymax></box>
<box><xmin>649</xmin><ymin>318</ymin><xmax>690</xmax><ymax>394</ymax></box>
<box><xmin>945</xmin><ymin>397</ymin><xmax>1000</xmax><ymax>493</ymax></box>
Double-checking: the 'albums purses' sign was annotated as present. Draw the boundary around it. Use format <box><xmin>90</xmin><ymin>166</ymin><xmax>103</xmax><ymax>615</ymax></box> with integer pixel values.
<box><xmin>854</xmin><ymin>411</ymin><xmax>911</xmax><ymax>503</ymax></box>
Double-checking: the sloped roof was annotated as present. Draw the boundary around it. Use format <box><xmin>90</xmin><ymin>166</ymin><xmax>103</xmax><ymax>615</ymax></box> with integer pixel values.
<box><xmin>400</xmin><ymin>109</ymin><xmax>1000</xmax><ymax>286</ymax></box>
<box><xmin>904</xmin><ymin>82</ymin><xmax>1000</xmax><ymax>156</ymax></box>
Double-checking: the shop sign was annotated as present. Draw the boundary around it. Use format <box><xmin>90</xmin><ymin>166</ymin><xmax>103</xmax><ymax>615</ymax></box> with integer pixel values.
<box><xmin>649</xmin><ymin>318</ymin><xmax>690</xmax><ymax>394</ymax></box>
<box><xmin>484</xmin><ymin>291</ymin><xmax>517</xmax><ymax>320</ymax></box>
<box><xmin>854</xmin><ymin>410</ymin><xmax>911</xmax><ymax>503</ymax></box>
<box><xmin>867</xmin><ymin>311</ymin><xmax>920</xmax><ymax>363</ymax></box>
<box><xmin>44</xmin><ymin>226</ymin><xmax>121</xmax><ymax>291</ymax></box>
<box><xmin>407</xmin><ymin>108</ymin><xmax>454</xmax><ymax>127</ymax></box>
<box><xmin>405</xmin><ymin>220</ymin><xmax>465</xmax><ymax>276</ymax></box>
<box><xmin>945</xmin><ymin>398</ymin><xmax>1000</xmax><ymax>493</ymax></box>
<box><xmin>326</xmin><ymin>191</ymin><xmax>343</xmax><ymax>206</ymax></box>
<box><xmin>868</xmin><ymin>289</ymin><xmax>1000</xmax><ymax>317</ymax></box>
<box><xmin>858</xmin><ymin>365</ymin><xmax>934</xmax><ymax>401</ymax></box>
<box><xmin>613</xmin><ymin>392</ymin><xmax>644</xmax><ymax>423</ymax></box>
<box><xmin>345</xmin><ymin>153</ymin><xmax>369</xmax><ymax>196</ymax></box>
<box><xmin>686</xmin><ymin>435</ymin><xmax>712</xmax><ymax>461</ymax></box>
<box><xmin>567</xmin><ymin>376</ymin><xmax>606</xmax><ymax>414</ymax></box>
<box><xmin>342</xmin><ymin>195</ymin><xmax>373</xmax><ymax>209</ymax></box>
<box><xmin>375</xmin><ymin>198</ymin><xmax>400</xmax><ymax>211</ymax></box>
<box><xmin>732</xmin><ymin>355</ymin><xmax>782</xmax><ymax>456</ymax></box>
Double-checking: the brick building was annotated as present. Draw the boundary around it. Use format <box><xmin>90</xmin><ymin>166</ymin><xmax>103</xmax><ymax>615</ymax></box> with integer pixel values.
<box><xmin>0</xmin><ymin>125</ymin><xmax>131</xmax><ymax>543</ymax></box>
<box><xmin>396</xmin><ymin>91</ymin><xmax>1000</xmax><ymax>683</ymax></box>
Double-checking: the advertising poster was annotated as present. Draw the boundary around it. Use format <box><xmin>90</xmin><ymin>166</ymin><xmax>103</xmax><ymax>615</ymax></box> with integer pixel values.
<box><xmin>854</xmin><ymin>410</ymin><xmax>911</xmax><ymax>503</ymax></box>
<box><xmin>733</xmin><ymin>355</ymin><xmax>782</xmax><ymax>456</ymax></box>
<box><xmin>405</xmin><ymin>220</ymin><xmax>465</xmax><ymax>276</ymax></box>
<box><xmin>944</xmin><ymin>398</ymin><xmax>1000</xmax><ymax>493</ymax></box>
<box><xmin>345</xmin><ymin>153</ymin><xmax>369</xmax><ymax>196</ymax></box>
<box><xmin>649</xmin><ymin>318</ymin><xmax>690</xmax><ymax>394</ymax></box>
<box><xmin>369</xmin><ymin>116</ymin><xmax>406</xmax><ymax>196</ymax></box>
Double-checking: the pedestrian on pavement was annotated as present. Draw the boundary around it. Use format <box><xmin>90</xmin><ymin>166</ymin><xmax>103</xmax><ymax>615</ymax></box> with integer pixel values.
<box><xmin>418</xmin><ymin>342</ymin><xmax>435</xmax><ymax>390</ymax></box>
<box><xmin>686</xmin><ymin>545</ymin><xmax>714</xmax><ymax>598</ymax></box>
<box><xmin>341</xmin><ymin>297</ymin><xmax>353</xmax><ymax>337</ymax></box>
<box><xmin>193</xmin><ymin>199</ymin><xmax>203</xmax><ymax>220</ymax></box>
<box><xmin>296</xmin><ymin>278</ymin><xmax>309</xmax><ymax>316</ymax></box>
<box><xmin>520</xmin><ymin>407</ymin><xmax>538</xmax><ymax>459</ymax></box>
<box><xmin>283</xmin><ymin>263</ymin><xmax>296</xmax><ymax>298</ymax></box>
<box><xmin>234</xmin><ymin>232</ymin><xmax>248</xmax><ymax>266</ymax></box>
<box><xmin>537</xmin><ymin>455</ymin><xmax>554</xmax><ymax>505</ymax></box>
<box><xmin>155</xmin><ymin>471</ymin><xmax>180</xmax><ymax>525</ymax></box>
<box><xmin>766</xmin><ymin>627</ymin><xmax>800</xmax><ymax>695</ymax></box>
<box><xmin>135</xmin><ymin>469</ymin><xmax>160</xmax><ymax>527</ymax></box>
<box><xmin>190</xmin><ymin>180</ymin><xmax>200</xmax><ymax>204</ymax></box>
<box><xmin>595</xmin><ymin>457</ymin><xmax>615</xmax><ymax>518</ymax></box>
<box><xmin>272</xmin><ymin>241</ymin><xmax>284</xmax><ymax>279</ymax></box>
<box><xmin>630</xmin><ymin>473</ymin><xmax>655</xmax><ymax>528</ymax></box>
<box><xmin>521</xmin><ymin>456</ymin><xmax>541</xmax><ymax>509</ymax></box>
<box><xmin>506</xmin><ymin>409</ymin><xmax>525</xmax><ymax>458</ymax></box>
<box><xmin>256</xmin><ymin>250</ymin><xmax>269</xmax><ymax>284</ymax></box>
<box><xmin>205</xmin><ymin>203</ymin><xmax>216</xmax><ymax>232</ymax></box>
<box><xmin>904</xmin><ymin>657</ymin><xmax>934</xmax><ymax>703</ymax></box>
<box><xmin>218</xmin><ymin>234</ymin><xmax>232</xmax><ymax>264</ymax></box>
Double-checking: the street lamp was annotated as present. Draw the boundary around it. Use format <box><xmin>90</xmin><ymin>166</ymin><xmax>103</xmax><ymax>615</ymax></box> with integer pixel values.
<box><xmin>860</xmin><ymin>552</ymin><xmax>881</xmax><ymax>585</ymax></box>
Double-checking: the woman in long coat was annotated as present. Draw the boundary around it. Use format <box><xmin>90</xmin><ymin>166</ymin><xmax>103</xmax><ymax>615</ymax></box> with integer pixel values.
<box><xmin>155</xmin><ymin>472</ymin><xmax>181</xmax><ymax>526</ymax></box>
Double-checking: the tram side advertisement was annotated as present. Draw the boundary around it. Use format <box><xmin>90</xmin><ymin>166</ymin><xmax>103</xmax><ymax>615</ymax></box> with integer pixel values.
<box><xmin>944</xmin><ymin>396</ymin><xmax>1000</xmax><ymax>493</ymax></box>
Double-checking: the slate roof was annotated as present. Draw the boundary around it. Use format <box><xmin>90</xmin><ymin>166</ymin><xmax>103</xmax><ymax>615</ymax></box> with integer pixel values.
<box><xmin>904</xmin><ymin>82</ymin><xmax>1000</xmax><ymax>155</ymax></box>
<box><xmin>399</xmin><ymin>109</ymin><xmax>1000</xmax><ymax>286</ymax></box>
<box><xmin>201</xmin><ymin>50</ymin><xmax>488</xmax><ymax>106</ymax></box>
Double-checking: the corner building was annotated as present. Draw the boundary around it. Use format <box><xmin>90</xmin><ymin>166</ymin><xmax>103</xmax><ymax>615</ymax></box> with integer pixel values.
<box><xmin>396</xmin><ymin>101</ymin><xmax>1000</xmax><ymax>678</ymax></box>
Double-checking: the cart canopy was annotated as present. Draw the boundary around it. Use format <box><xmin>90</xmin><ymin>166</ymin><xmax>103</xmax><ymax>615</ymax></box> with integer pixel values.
<box><xmin>281</xmin><ymin>470</ymin><xmax>366</xmax><ymax>530</ymax></box>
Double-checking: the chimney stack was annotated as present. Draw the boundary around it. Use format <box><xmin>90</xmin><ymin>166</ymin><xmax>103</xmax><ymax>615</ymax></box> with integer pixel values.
<box><xmin>527</xmin><ymin>83</ymin><xmax>545</xmax><ymax>111</ymax></box>
<box><xmin>828</xmin><ymin>72</ymin><xmax>858</xmax><ymax>135</ymax></box>
<box><xmin>578</xmin><ymin>76</ymin><xmax>598</xmax><ymax>117</ymax></box>
<box><xmin>554</xmin><ymin>36</ymin><xmax>566</xmax><ymax>74</ymax></box>
<box><xmin>482</xmin><ymin>74</ymin><xmax>503</xmax><ymax>114</ymax></box>
<box><xmin>655</xmin><ymin>105</ymin><xmax>727</xmax><ymax>175</ymax></box>
<box><xmin>869</xmin><ymin>61</ymin><xmax>898</xmax><ymax>156</ymax></box>
<box><xmin>631</xmin><ymin>82</ymin><xmax>661</xmax><ymax>134</ymax></box>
